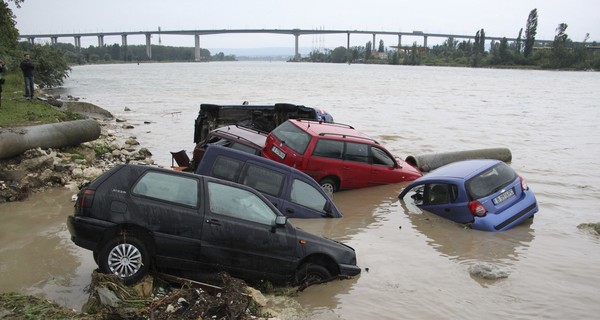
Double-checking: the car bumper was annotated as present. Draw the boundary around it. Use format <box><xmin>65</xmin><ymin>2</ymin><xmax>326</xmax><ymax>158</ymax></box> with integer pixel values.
<box><xmin>67</xmin><ymin>215</ymin><xmax>116</xmax><ymax>251</ymax></box>
<box><xmin>472</xmin><ymin>192</ymin><xmax>539</xmax><ymax>231</ymax></box>
<box><xmin>339</xmin><ymin>263</ymin><xmax>362</xmax><ymax>277</ymax></box>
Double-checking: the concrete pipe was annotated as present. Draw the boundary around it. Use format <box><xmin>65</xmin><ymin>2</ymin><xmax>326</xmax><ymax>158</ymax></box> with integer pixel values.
<box><xmin>405</xmin><ymin>147</ymin><xmax>512</xmax><ymax>173</ymax></box>
<box><xmin>0</xmin><ymin>119</ymin><xmax>101</xmax><ymax>159</ymax></box>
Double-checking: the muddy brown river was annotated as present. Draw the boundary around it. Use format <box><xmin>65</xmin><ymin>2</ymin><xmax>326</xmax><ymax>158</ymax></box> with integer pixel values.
<box><xmin>1</xmin><ymin>62</ymin><xmax>599</xmax><ymax>319</ymax></box>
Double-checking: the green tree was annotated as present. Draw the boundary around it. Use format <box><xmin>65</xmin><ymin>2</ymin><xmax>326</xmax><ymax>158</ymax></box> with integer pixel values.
<box><xmin>365</xmin><ymin>41</ymin><xmax>372</xmax><ymax>60</ymax></box>
<box><xmin>524</xmin><ymin>8</ymin><xmax>538</xmax><ymax>58</ymax></box>
<box><xmin>0</xmin><ymin>0</ymin><xmax>20</xmax><ymax>58</ymax></box>
<box><xmin>549</xmin><ymin>23</ymin><xmax>573</xmax><ymax>68</ymax></box>
<box><xmin>378</xmin><ymin>39</ymin><xmax>385</xmax><ymax>52</ymax></box>
<box><xmin>28</xmin><ymin>44</ymin><xmax>71</xmax><ymax>88</ymax></box>
<box><xmin>516</xmin><ymin>28</ymin><xmax>523</xmax><ymax>53</ymax></box>
<box><xmin>330</xmin><ymin>46</ymin><xmax>348</xmax><ymax>63</ymax></box>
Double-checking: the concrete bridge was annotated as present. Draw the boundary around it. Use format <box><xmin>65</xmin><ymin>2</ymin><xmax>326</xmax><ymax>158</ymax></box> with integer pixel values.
<box><xmin>18</xmin><ymin>28</ymin><xmax>554</xmax><ymax>61</ymax></box>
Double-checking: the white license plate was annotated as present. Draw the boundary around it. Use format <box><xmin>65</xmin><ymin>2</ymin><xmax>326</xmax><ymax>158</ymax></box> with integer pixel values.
<box><xmin>271</xmin><ymin>146</ymin><xmax>286</xmax><ymax>159</ymax></box>
<box><xmin>493</xmin><ymin>188</ymin><xmax>515</xmax><ymax>205</ymax></box>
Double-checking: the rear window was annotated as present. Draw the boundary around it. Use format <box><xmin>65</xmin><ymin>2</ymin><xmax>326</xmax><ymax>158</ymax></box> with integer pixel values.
<box><xmin>466</xmin><ymin>162</ymin><xmax>518</xmax><ymax>199</ymax></box>
<box><xmin>132</xmin><ymin>171</ymin><xmax>199</xmax><ymax>207</ymax></box>
<box><xmin>271</xmin><ymin>121</ymin><xmax>311</xmax><ymax>154</ymax></box>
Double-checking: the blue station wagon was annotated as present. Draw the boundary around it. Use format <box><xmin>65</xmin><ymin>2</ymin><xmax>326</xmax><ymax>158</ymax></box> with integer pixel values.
<box><xmin>398</xmin><ymin>159</ymin><xmax>538</xmax><ymax>231</ymax></box>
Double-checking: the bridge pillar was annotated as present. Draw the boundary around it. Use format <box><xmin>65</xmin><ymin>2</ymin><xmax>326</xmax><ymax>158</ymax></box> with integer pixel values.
<box><xmin>347</xmin><ymin>32</ymin><xmax>350</xmax><ymax>50</ymax></box>
<box><xmin>372</xmin><ymin>33</ymin><xmax>376</xmax><ymax>49</ymax></box>
<box><xmin>294</xmin><ymin>34</ymin><xmax>299</xmax><ymax>61</ymax></box>
<box><xmin>74</xmin><ymin>36</ymin><xmax>81</xmax><ymax>50</ymax></box>
<box><xmin>28</xmin><ymin>37</ymin><xmax>35</xmax><ymax>45</ymax></box>
<box><xmin>98</xmin><ymin>35</ymin><xmax>104</xmax><ymax>47</ymax></box>
<box><xmin>121</xmin><ymin>34</ymin><xmax>128</xmax><ymax>61</ymax></box>
<box><xmin>51</xmin><ymin>37</ymin><xmax>58</xmax><ymax>45</ymax></box>
<box><xmin>424</xmin><ymin>35</ymin><xmax>428</xmax><ymax>48</ymax></box>
<box><xmin>397</xmin><ymin>34</ymin><xmax>402</xmax><ymax>51</ymax></box>
<box><xmin>145</xmin><ymin>33</ymin><xmax>152</xmax><ymax>59</ymax></box>
<box><xmin>194</xmin><ymin>34</ymin><xmax>201</xmax><ymax>61</ymax></box>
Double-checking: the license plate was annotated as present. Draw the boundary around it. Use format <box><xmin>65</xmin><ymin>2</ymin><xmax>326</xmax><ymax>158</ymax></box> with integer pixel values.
<box><xmin>493</xmin><ymin>188</ymin><xmax>515</xmax><ymax>205</ymax></box>
<box><xmin>271</xmin><ymin>146</ymin><xmax>286</xmax><ymax>159</ymax></box>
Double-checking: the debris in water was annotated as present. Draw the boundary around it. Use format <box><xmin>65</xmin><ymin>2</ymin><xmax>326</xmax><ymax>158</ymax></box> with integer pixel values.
<box><xmin>468</xmin><ymin>263</ymin><xmax>509</xmax><ymax>280</ymax></box>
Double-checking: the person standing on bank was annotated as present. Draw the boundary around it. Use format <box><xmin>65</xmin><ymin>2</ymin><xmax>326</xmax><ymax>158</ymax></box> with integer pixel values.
<box><xmin>0</xmin><ymin>59</ymin><xmax>7</xmax><ymax>107</ymax></box>
<box><xmin>20</xmin><ymin>53</ymin><xmax>35</xmax><ymax>100</ymax></box>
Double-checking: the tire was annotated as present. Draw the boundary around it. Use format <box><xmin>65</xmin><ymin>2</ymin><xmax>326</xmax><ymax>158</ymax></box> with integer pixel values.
<box><xmin>98</xmin><ymin>236</ymin><xmax>149</xmax><ymax>285</ymax></box>
<box><xmin>320</xmin><ymin>178</ymin><xmax>337</xmax><ymax>197</ymax></box>
<box><xmin>295</xmin><ymin>263</ymin><xmax>332</xmax><ymax>285</ymax></box>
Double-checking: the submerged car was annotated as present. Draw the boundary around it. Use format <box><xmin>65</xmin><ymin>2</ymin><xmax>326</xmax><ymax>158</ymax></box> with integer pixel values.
<box><xmin>398</xmin><ymin>159</ymin><xmax>538</xmax><ymax>231</ymax></box>
<box><xmin>262</xmin><ymin>119</ymin><xmax>422</xmax><ymax>194</ymax></box>
<box><xmin>67</xmin><ymin>164</ymin><xmax>360</xmax><ymax>285</ymax></box>
<box><xmin>196</xmin><ymin>145</ymin><xmax>343</xmax><ymax>218</ymax></box>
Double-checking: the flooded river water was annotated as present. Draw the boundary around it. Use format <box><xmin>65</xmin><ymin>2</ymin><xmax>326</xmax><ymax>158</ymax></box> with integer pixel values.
<box><xmin>1</xmin><ymin>62</ymin><xmax>600</xmax><ymax>319</ymax></box>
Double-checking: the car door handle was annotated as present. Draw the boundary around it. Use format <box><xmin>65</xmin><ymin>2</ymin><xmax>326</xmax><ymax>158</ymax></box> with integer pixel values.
<box><xmin>206</xmin><ymin>219</ymin><xmax>222</xmax><ymax>226</ymax></box>
<box><xmin>285</xmin><ymin>208</ymin><xmax>294</xmax><ymax>214</ymax></box>
<box><xmin>444</xmin><ymin>208</ymin><xmax>451</xmax><ymax>212</ymax></box>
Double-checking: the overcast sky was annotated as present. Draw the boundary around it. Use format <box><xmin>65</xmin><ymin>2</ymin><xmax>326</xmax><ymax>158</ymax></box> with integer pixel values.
<box><xmin>9</xmin><ymin>0</ymin><xmax>600</xmax><ymax>50</ymax></box>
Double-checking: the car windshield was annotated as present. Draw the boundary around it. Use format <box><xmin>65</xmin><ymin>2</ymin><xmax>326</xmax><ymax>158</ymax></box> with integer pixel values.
<box><xmin>271</xmin><ymin>121</ymin><xmax>311</xmax><ymax>154</ymax></box>
<box><xmin>466</xmin><ymin>162</ymin><xmax>518</xmax><ymax>199</ymax></box>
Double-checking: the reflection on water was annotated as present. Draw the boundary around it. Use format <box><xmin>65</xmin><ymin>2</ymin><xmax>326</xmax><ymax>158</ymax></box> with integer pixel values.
<box><xmin>399</xmin><ymin>198</ymin><xmax>535</xmax><ymax>265</ymax></box>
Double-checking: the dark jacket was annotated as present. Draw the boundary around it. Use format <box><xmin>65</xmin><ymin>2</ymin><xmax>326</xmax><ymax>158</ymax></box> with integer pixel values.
<box><xmin>20</xmin><ymin>59</ymin><xmax>34</xmax><ymax>77</ymax></box>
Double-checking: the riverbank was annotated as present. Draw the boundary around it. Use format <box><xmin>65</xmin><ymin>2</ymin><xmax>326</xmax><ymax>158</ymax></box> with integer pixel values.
<box><xmin>0</xmin><ymin>96</ymin><xmax>154</xmax><ymax>203</ymax></box>
<box><xmin>0</xmin><ymin>96</ymin><xmax>283</xmax><ymax>319</ymax></box>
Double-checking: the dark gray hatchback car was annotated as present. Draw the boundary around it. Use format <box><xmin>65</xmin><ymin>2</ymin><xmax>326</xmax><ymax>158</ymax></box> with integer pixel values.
<box><xmin>67</xmin><ymin>164</ymin><xmax>360</xmax><ymax>284</ymax></box>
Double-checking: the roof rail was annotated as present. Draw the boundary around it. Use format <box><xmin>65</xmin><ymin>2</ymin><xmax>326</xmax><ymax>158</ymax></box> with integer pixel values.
<box><xmin>317</xmin><ymin>132</ymin><xmax>380</xmax><ymax>144</ymax></box>
<box><xmin>295</xmin><ymin>119</ymin><xmax>354</xmax><ymax>129</ymax></box>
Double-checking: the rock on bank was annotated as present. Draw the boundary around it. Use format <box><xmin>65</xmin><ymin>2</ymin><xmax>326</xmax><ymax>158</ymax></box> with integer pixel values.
<box><xmin>0</xmin><ymin>101</ymin><xmax>154</xmax><ymax>203</ymax></box>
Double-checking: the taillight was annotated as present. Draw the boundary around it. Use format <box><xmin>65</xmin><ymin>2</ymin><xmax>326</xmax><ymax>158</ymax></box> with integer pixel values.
<box><xmin>468</xmin><ymin>200</ymin><xmax>487</xmax><ymax>217</ymax></box>
<box><xmin>76</xmin><ymin>189</ymin><xmax>95</xmax><ymax>208</ymax></box>
<box><xmin>520</xmin><ymin>176</ymin><xmax>529</xmax><ymax>191</ymax></box>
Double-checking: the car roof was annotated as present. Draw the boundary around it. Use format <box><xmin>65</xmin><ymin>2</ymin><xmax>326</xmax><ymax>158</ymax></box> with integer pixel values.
<box><xmin>211</xmin><ymin>125</ymin><xmax>267</xmax><ymax>147</ymax></box>
<box><xmin>288</xmin><ymin>119</ymin><xmax>379</xmax><ymax>144</ymax></box>
<box><xmin>421</xmin><ymin>159</ymin><xmax>502</xmax><ymax>181</ymax></box>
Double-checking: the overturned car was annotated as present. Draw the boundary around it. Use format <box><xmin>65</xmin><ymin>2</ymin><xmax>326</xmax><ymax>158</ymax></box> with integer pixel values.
<box><xmin>193</xmin><ymin>103</ymin><xmax>334</xmax><ymax>146</ymax></box>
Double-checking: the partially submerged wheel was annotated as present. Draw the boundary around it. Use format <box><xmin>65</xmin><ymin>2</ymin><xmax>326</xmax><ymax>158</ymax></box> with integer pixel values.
<box><xmin>98</xmin><ymin>236</ymin><xmax>149</xmax><ymax>285</ymax></box>
<box><xmin>295</xmin><ymin>263</ymin><xmax>332</xmax><ymax>285</ymax></box>
<box><xmin>320</xmin><ymin>178</ymin><xmax>337</xmax><ymax>197</ymax></box>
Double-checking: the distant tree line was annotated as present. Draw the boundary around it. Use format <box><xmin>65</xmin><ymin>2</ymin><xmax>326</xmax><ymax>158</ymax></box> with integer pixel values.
<box><xmin>301</xmin><ymin>9</ymin><xmax>600</xmax><ymax>70</ymax></box>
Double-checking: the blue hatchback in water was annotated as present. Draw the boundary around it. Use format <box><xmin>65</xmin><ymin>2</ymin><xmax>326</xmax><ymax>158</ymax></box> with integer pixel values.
<box><xmin>398</xmin><ymin>159</ymin><xmax>538</xmax><ymax>231</ymax></box>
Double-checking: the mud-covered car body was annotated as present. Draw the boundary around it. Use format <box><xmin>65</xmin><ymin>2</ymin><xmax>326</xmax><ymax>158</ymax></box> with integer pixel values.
<box><xmin>67</xmin><ymin>164</ymin><xmax>359</xmax><ymax>284</ymax></box>
<box><xmin>398</xmin><ymin>159</ymin><xmax>538</xmax><ymax>231</ymax></box>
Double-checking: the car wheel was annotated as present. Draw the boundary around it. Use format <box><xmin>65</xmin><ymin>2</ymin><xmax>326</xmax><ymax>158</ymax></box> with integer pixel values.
<box><xmin>295</xmin><ymin>263</ymin><xmax>332</xmax><ymax>285</ymax></box>
<box><xmin>98</xmin><ymin>236</ymin><xmax>149</xmax><ymax>285</ymax></box>
<box><xmin>320</xmin><ymin>178</ymin><xmax>337</xmax><ymax>197</ymax></box>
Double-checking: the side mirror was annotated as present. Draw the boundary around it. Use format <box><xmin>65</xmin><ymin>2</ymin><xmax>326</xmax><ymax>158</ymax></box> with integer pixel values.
<box><xmin>275</xmin><ymin>215</ymin><xmax>287</xmax><ymax>226</ymax></box>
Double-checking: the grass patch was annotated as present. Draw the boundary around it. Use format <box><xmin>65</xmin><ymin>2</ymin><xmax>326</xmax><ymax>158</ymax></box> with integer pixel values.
<box><xmin>0</xmin><ymin>72</ymin><xmax>82</xmax><ymax>128</ymax></box>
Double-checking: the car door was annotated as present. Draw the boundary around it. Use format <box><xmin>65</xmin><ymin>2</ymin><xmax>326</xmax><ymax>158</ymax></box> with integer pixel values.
<box><xmin>201</xmin><ymin>180</ymin><xmax>297</xmax><ymax>279</ymax></box>
<box><xmin>341</xmin><ymin>141</ymin><xmax>372</xmax><ymax>188</ymax></box>
<box><xmin>282</xmin><ymin>177</ymin><xmax>340</xmax><ymax>218</ymax></box>
<box><xmin>369</xmin><ymin>146</ymin><xmax>407</xmax><ymax>185</ymax></box>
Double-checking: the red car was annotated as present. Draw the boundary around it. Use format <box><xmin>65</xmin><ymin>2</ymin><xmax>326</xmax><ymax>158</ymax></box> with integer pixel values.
<box><xmin>262</xmin><ymin>119</ymin><xmax>422</xmax><ymax>194</ymax></box>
